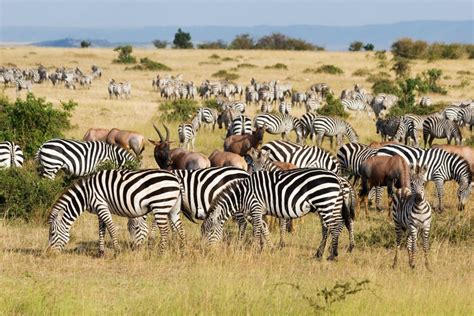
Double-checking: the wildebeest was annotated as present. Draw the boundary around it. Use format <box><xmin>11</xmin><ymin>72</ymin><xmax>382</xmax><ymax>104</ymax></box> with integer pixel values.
<box><xmin>208</xmin><ymin>150</ymin><xmax>248</xmax><ymax>170</ymax></box>
<box><xmin>375</xmin><ymin>117</ymin><xmax>400</xmax><ymax>141</ymax></box>
<box><xmin>106</xmin><ymin>128</ymin><xmax>146</xmax><ymax>158</ymax></box>
<box><xmin>223</xmin><ymin>125</ymin><xmax>265</xmax><ymax>156</ymax></box>
<box><xmin>82</xmin><ymin>128</ymin><xmax>110</xmax><ymax>142</ymax></box>
<box><xmin>359</xmin><ymin>155</ymin><xmax>411</xmax><ymax>217</ymax></box>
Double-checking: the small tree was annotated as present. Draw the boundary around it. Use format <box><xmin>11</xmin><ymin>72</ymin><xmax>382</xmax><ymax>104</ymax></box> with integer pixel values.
<box><xmin>392</xmin><ymin>57</ymin><xmax>411</xmax><ymax>79</ymax></box>
<box><xmin>152</xmin><ymin>39</ymin><xmax>168</xmax><ymax>49</ymax></box>
<box><xmin>113</xmin><ymin>45</ymin><xmax>137</xmax><ymax>64</ymax></box>
<box><xmin>364</xmin><ymin>43</ymin><xmax>374</xmax><ymax>51</ymax></box>
<box><xmin>173</xmin><ymin>28</ymin><xmax>193</xmax><ymax>49</ymax></box>
<box><xmin>375</xmin><ymin>50</ymin><xmax>388</xmax><ymax>68</ymax></box>
<box><xmin>229</xmin><ymin>34</ymin><xmax>255</xmax><ymax>50</ymax></box>
<box><xmin>348</xmin><ymin>41</ymin><xmax>364</xmax><ymax>51</ymax></box>
<box><xmin>80</xmin><ymin>40</ymin><xmax>91</xmax><ymax>48</ymax></box>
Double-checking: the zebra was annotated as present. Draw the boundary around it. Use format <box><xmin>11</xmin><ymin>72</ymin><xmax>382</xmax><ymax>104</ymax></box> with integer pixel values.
<box><xmin>226</xmin><ymin>115</ymin><xmax>253</xmax><ymax>137</ymax></box>
<box><xmin>178</xmin><ymin>115</ymin><xmax>200</xmax><ymax>150</ymax></box>
<box><xmin>260</xmin><ymin>101</ymin><xmax>273</xmax><ymax>113</ymax></box>
<box><xmin>15</xmin><ymin>79</ymin><xmax>33</xmax><ymax>94</ymax></box>
<box><xmin>305</xmin><ymin>98</ymin><xmax>321</xmax><ymax>113</ymax></box>
<box><xmin>419</xmin><ymin>96</ymin><xmax>432</xmax><ymax>107</ymax></box>
<box><xmin>261</xmin><ymin>140</ymin><xmax>340</xmax><ymax>174</ymax></box>
<box><xmin>341</xmin><ymin>99</ymin><xmax>371</xmax><ymax>116</ymax></box>
<box><xmin>197</xmin><ymin>107</ymin><xmax>218</xmax><ymax>130</ymax></box>
<box><xmin>392</xmin><ymin>164</ymin><xmax>432</xmax><ymax>270</ymax></box>
<box><xmin>0</xmin><ymin>141</ymin><xmax>24</xmax><ymax>169</ymax></box>
<box><xmin>36</xmin><ymin>139</ymin><xmax>137</xmax><ymax>179</ymax></box>
<box><xmin>120</xmin><ymin>82</ymin><xmax>131</xmax><ymax>98</ymax></box>
<box><xmin>422</xmin><ymin>116</ymin><xmax>462</xmax><ymax>148</ymax></box>
<box><xmin>254</xmin><ymin>113</ymin><xmax>303</xmax><ymax>144</ymax></box>
<box><xmin>218</xmin><ymin>99</ymin><xmax>246</xmax><ymax>113</ymax></box>
<box><xmin>278</xmin><ymin>102</ymin><xmax>291</xmax><ymax>115</ymax></box>
<box><xmin>291</xmin><ymin>92</ymin><xmax>306</xmax><ymax>107</ymax></box>
<box><xmin>46</xmin><ymin>169</ymin><xmax>183</xmax><ymax>255</ymax></box>
<box><xmin>442</xmin><ymin>106</ymin><xmax>472</xmax><ymax>128</ymax></box>
<box><xmin>300</xmin><ymin>112</ymin><xmax>318</xmax><ymax>142</ymax></box>
<box><xmin>202</xmin><ymin>169</ymin><xmax>347</xmax><ymax>260</ymax></box>
<box><xmin>376</xmin><ymin>144</ymin><xmax>472</xmax><ymax>212</ymax></box>
<box><xmin>245</xmin><ymin>89</ymin><xmax>259</xmax><ymax>105</ymax></box>
<box><xmin>312</xmin><ymin>116</ymin><xmax>358</xmax><ymax>147</ymax></box>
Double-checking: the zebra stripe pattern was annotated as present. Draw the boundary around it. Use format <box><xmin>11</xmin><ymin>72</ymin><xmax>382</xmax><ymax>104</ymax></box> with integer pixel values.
<box><xmin>0</xmin><ymin>141</ymin><xmax>24</xmax><ymax>169</ymax></box>
<box><xmin>262</xmin><ymin>140</ymin><xmax>340</xmax><ymax>174</ymax></box>
<box><xmin>197</xmin><ymin>107</ymin><xmax>218</xmax><ymax>130</ymax></box>
<box><xmin>47</xmin><ymin>169</ymin><xmax>182</xmax><ymax>255</ymax></box>
<box><xmin>278</xmin><ymin>102</ymin><xmax>291</xmax><ymax>115</ymax></box>
<box><xmin>36</xmin><ymin>139</ymin><xmax>137</xmax><ymax>179</ymax></box>
<box><xmin>312</xmin><ymin>116</ymin><xmax>359</xmax><ymax>147</ymax></box>
<box><xmin>254</xmin><ymin>113</ymin><xmax>303</xmax><ymax>144</ymax></box>
<box><xmin>442</xmin><ymin>106</ymin><xmax>472</xmax><ymax>126</ymax></box>
<box><xmin>178</xmin><ymin>116</ymin><xmax>200</xmax><ymax>150</ymax></box>
<box><xmin>392</xmin><ymin>164</ymin><xmax>432</xmax><ymax>269</ymax></box>
<box><xmin>202</xmin><ymin>169</ymin><xmax>346</xmax><ymax>260</ymax></box>
<box><xmin>227</xmin><ymin>115</ymin><xmax>253</xmax><ymax>136</ymax></box>
<box><xmin>422</xmin><ymin>116</ymin><xmax>462</xmax><ymax>147</ymax></box>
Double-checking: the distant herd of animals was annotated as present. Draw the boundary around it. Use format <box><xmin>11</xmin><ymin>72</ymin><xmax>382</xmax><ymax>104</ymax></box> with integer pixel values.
<box><xmin>1</xmin><ymin>65</ymin><xmax>473</xmax><ymax>269</ymax></box>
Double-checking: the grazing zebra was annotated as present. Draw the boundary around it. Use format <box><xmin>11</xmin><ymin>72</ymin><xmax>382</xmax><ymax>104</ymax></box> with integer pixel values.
<box><xmin>202</xmin><ymin>169</ymin><xmax>347</xmax><ymax>260</ymax></box>
<box><xmin>337</xmin><ymin>143</ymin><xmax>376</xmax><ymax>184</ymax></box>
<box><xmin>376</xmin><ymin>144</ymin><xmax>472</xmax><ymax>212</ymax></box>
<box><xmin>262</xmin><ymin>140</ymin><xmax>340</xmax><ymax>174</ymax></box>
<box><xmin>245</xmin><ymin>89</ymin><xmax>259</xmax><ymax>105</ymax></box>
<box><xmin>218</xmin><ymin>99</ymin><xmax>246</xmax><ymax>113</ymax></box>
<box><xmin>419</xmin><ymin>96</ymin><xmax>432</xmax><ymax>107</ymax></box>
<box><xmin>197</xmin><ymin>107</ymin><xmax>218</xmax><ymax>130</ymax></box>
<box><xmin>442</xmin><ymin>106</ymin><xmax>472</xmax><ymax>127</ymax></box>
<box><xmin>260</xmin><ymin>101</ymin><xmax>273</xmax><ymax>113</ymax></box>
<box><xmin>312</xmin><ymin>116</ymin><xmax>358</xmax><ymax>147</ymax></box>
<box><xmin>392</xmin><ymin>164</ymin><xmax>432</xmax><ymax>270</ymax></box>
<box><xmin>305</xmin><ymin>98</ymin><xmax>321</xmax><ymax>113</ymax></box>
<box><xmin>46</xmin><ymin>169</ymin><xmax>183</xmax><ymax>255</ymax></box>
<box><xmin>278</xmin><ymin>102</ymin><xmax>291</xmax><ymax>115</ymax></box>
<box><xmin>291</xmin><ymin>92</ymin><xmax>306</xmax><ymax>107</ymax></box>
<box><xmin>0</xmin><ymin>141</ymin><xmax>24</xmax><ymax>169</ymax></box>
<box><xmin>16</xmin><ymin>79</ymin><xmax>33</xmax><ymax>93</ymax></box>
<box><xmin>341</xmin><ymin>99</ymin><xmax>371</xmax><ymax>116</ymax></box>
<box><xmin>178</xmin><ymin>115</ymin><xmax>200</xmax><ymax>150</ymax></box>
<box><xmin>422</xmin><ymin>116</ymin><xmax>462</xmax><ymax>147</ymax></box>
<box><xmin>36</xmin><ymin>139</ymin><xmax>137</xmax><ymax>179</ymax></box>
<box><xmin>254</xmin><ymin>113</ymin><xmax>303</xmax><ymax>144</ymax></box>
<box><xmin>300</xmin><ymin>112</ymin><xmax>318</xmax><ymax>142</ymax></box>
<box><xmin>227</xmin><ymin>115</ymin><xmax>253</xmax><ymax>137</ymax></box>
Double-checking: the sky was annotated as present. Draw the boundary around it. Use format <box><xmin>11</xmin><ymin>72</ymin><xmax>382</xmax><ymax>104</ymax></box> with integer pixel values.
<box><xmin>1</xmin><ymin>0</ymin><xmax>473</xmax><ymax>27</ymax></box>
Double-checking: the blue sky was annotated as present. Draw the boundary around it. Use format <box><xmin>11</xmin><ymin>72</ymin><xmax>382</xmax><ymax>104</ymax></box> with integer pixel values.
<box><xmin>1</xmin><ymin>0</ymin><xmax>473</xmax><ymax>27</ymax></box>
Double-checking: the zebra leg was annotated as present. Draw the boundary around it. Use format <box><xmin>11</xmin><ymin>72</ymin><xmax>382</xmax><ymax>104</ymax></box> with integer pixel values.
<box><xmin>392</xmin><ymin>224</ymin><xmax>402</xmax><ymax>269</ymax></box>
<box><xmin>435</xmin><ymin>180</ymin><xmax>445</xmax><ymax>212</ymax></box>
<box><xmin>234</xmin><ymin>212</ymin><xmax>248</xmax><ymax>241</ymax></box>
<box><xmin>169</xmin><ymin>200</ymin><xmax>186</xmax><ymax>250</ymax></box>
<box><xmin>375</xmin><ymin>186</ymin><xmax>384</xmax><ymax>212</ymax></box>
<box><xmin>407</xmin><ymin>227</ymin><xmax>418</xmax><ymax>269</ymax></box>
<box><xmin>278</xmin><ymin>218</ymin><xmax>287</xmax><ymax>248</ymax></box>
<box><xmin>250</xmin><ymin>210</ymin><xmax>268</xmax><ymax>250</ymax></box>
<box><xmin>98</xmin><ymin>218</ymin><xmax>106</xmax><ymax>257</ymax></box>
<box><xmin>327</xmin><ymin>222</ymin><xmax>343</xmax><ymax>261</ymax></box>
<box><xmin>316</xmin><ymin>220</ymin><xmax>328</xmax><ymax>259</ymax></box>
<box><xmin>316</xmin><ymin>133</ymin><xmax>323</xmax><ymax>147</ymax></box>
<box><xmin>346</xmin><ymin>218</ymin><xmax>355</xmax><ymax>253</ymax></box>
<box><xmin>152</xmin><ymin>211</ymin><xmax>171</xmax><ymax>253</ymax></box>
<box><xmin>422</xmin><ymin>226</ymin><xmax>431</xmax><ymax>271</ymax></box>
<box><xmin>96</xmin><ymin>208</ymin><xmax>121</xmax><ymax>254</ymax></box>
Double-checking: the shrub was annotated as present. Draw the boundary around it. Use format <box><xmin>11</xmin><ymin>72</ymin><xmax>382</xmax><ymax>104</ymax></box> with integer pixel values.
<box><xmin>197</xmin><ymin>40</ymin><xmax>228</xmax><ymax>49</ymax></box>
<box><xmin>221</xmin><ymin>57</ymin><xmax>236</xmax><ymax>62</ymax></box>
<box><xmin>264</xmin><ymin>63</ymin><xmax>288</xmax><ymax>70</ymax></box>
<box><xmin>0</xmin><ymin>94</ymin><xmax>77</xmax><ymax>158</ymax></box>
<box><xmin>314</xmin><ymin>64</ymin><xmax>343</xmax><ymax>75</ymax></box>
<box><xmin>229</xmin><ymin>34</ymin><xmax>255</xmax><ymax>50</ymax></box>
<box><xmin>349</xmin><ymin>41</ymin><xmax>364</xmax><ymax>51</ymax></box>
<box><xmin>352</xmin><ymin>68</ymin><xmax>371</xmax><ymax>77</ymax></box>
<box><xmin>420</xmin><ymin>68</ymin><xmax>447</xmax><ymax>94</ymax></box>
<box><xmin>152</xmin><ymin>39</ymin><xmax>168</xmax><ymax>49</ymax></box>
<box><xmin>0</xmin><ymin>164</ymin><xmax>69</xmax><ymax>223</ymax></box>
<box><xmin>255</xmin><ymin>33</ymin><xmax>316</xmax><ymax>51</ymax></box>
<box><xmin>237</xmin><ymin>63</ymin><xmax>257</xmax><ymax>69</ymax></box>
<box><xmin>209</xmin><ymin>54</ymin><xmax>220</xmax><ymax>59</ymax></box>
<box><xmin>211</xmin><ymin>70</ymin><xmax>239</xmax><ymax>81</ymax></box>
<box><xmin>375</xmin><ymin>50</ymin><xmax>388</xmax><ymax>68</ymax></box>
<box><xmin>159</xmin><ymin>99</ymin><xmax>199</xmax><ymax>121</ymax></box>
<box><xmin>371</xmin><ymin>79</ymin><xmax>399</xmax><ymax>95</ymax></box>
<box><xmin>80</xmin><ymin>40</ymin><xmax>91</xmax><ymax>48</ymax></box>
<box><xmin>364</xmin><ymin>43</ymin><xmax>375</xmax><ymax>51</ymax></box>
<box><xmin>391</xmin><ymin>38</ymin><xmax>428</xmax><ymax>59</ymax></box>
<box><xmin>173</xmin><ymin>28</ymin><xmax>193</xmax><ymax>49</ymax></box>
<box><xmin>203</xmin><ymin>99</ymin><xmax>220</xmax><ymax>110</ymax></box>
<box><xmin>391</xmin><ymin>57</ymin><xmax>411</xmax><ymax>79</ymax></box>
<box><xmin>113</xmin><ymin>45</ymin><xmax>137</xmax><ymax>64</ymax></box>
<box><xmin>126</xmin><ymin>57</ymin><xmax>172</xmax><ymax>71</ymax></box>
<box><xmin>316</xmin><ymin>94</ymin><xmax>348</xmax><ymax>118</ymax></box>
<box><xmin>367</xmin><ymin>71</ymin><xmax>391</xmax><ymax>83</ymax></box>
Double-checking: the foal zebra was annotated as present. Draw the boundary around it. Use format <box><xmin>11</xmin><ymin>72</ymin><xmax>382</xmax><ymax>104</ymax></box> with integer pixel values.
<box><xmin>312</xmin><ymin>116</ymin><xmax>359</xmax><ymax>147</ymax></box>
<box><xmin>0</xmin><ymin>141</ymin><xmax>24</xmax><ymax>169</ymax></box>
<box><xmin>254</xmin><ymin>113</ymin><xmax>303</xmax><ymax>144</ymax></box>
<box><xmin>262</xmin><ymin>140</ymin><xmax>340</xmax><ymax>174</ymax></box>
<box><xmin>36</xmin><ymin>139</ymin><xmax>137</xmax><ymax>179</ymax></box>
<box><xmin>392</xmin><ymin>164</ymin><xmax>432</xmax><ymax>270</ymax></box>
<box><xmin>178</xmin><ymin>115</ymin><xmax>200</xmax><ymax>150</ymax></box>
<box><xmin>422</xmin><ymin>116</ymin><xmax>462</xmax><ymax>147</ymax></box>
<box><xmin>47</xmin><ymin>169</ymin><xmax>182</xmax><ymax>255</ymax></box>
<box><xmin>202</xmin><ymin>169</ymin><xmax>347</xmax><ymax>260</ymax></box>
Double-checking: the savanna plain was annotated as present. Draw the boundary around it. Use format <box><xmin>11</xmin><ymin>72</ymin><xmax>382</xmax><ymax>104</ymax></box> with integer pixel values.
<box><xmin>0</xmin><ymin>47</ymin><xmax>473</xmax><ymax>315</ymax></box>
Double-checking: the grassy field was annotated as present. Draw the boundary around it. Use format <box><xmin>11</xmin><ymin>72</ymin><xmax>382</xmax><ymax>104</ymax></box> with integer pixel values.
<box><xmin>0</xmin><ymin>47</ymin><xmax>473</xmax><ymax>315</ymax></box>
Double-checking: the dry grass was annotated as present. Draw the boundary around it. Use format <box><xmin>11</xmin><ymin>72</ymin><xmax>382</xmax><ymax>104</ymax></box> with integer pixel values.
<box><xmin>0</xmin><ymin>47</ymin><xmax>473</xmax><ymax>314</ymax></box>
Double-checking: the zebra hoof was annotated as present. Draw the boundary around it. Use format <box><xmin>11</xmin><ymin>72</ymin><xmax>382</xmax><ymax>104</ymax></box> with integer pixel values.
<box><xmin>347</xmin><ymin>245</ymin><xmax>354</xmax><ymax>253</ymax></box>
<box><xmin>315</xmin><ymin>250</ymin><xmax>323</xmax><ymax>259</ymax></box>
<box><xmin>97</xmin><ymin>250</ymin><xmax>105</xmax><ymax>258</ymax></box>
<box><xmin>327</xmin><ymin>255</ymin><xmax>336</xmax><ymax>261</ymax></box>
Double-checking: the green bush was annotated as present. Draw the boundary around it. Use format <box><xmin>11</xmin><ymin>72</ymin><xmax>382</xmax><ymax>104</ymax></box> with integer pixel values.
<box><xmin>80</xmin><ymin>40</ymin><xmax>91</xmax><ymax>48</ymax></box>
<box><xmin>126</xmin><ymin>57</ymin><xmax>172</xmax><ymax>71</ymax></box>
<box><xmin>211</xmin><ymin>70</ymin><xmax>239</xmax><ymax>81</ymax></box>
<box><xmin>391</xmin><ymin>57</ymin><xmax>411</xmax><ymax>79</ymax></box>
<box><xmin>229</xmin><ymin>34</ymin><xmax>255</xmax><ymax>50</ymax></box>
<box><xmin>173</xmin><ymin>28</ymin><xmax>193</xmax><ymax>49</ymax></box>
<box><xmin>255</xmin><ymin>33</ymin><xmax>316</xmax><ymax>51</ymax></box>
<box><xmin>264</xmin><ymin>63</ymin><xmax>288</xmax><ymax>70</ymax></box>
<box><xmin>348</xmin><ymin>41</ymin><xmax>364</xmax><ymax>51</ymax></box>
<box><xmin>393</xmin><ymin>38</ymin><xmax>471</xmax><ymax>60</ymax></box>
<box><xmin>209</xmin><ymin>54</ymin><xmax>220</xmax><ymax>59</ymax></box>
<box><xmin>113</xmin><ymin>45</ymin><xmax>137</xmax><ymax>64</ymax></box>
<box><xmin>0</xmin><ymin>94</ymin><xmax>77</xmax><ymax>158</ymax></box>
<box><xmin>152</xmin><ymin>39</ymin><xmax>168</xmax><ymax>49</ymax></box>
<box><xmin>197</xmin><ymin>40</ymin><xmax>228</xmax><ymax>49</ymax></box>
<box><xmin>203</xmin><ymin>99</ymin><xmax>220</xmax><ymax>110</ymax></box>
<box><xmin>316</xmin><ymin>94</ymin><xmax>348</xmax><ymax>118</ymax></box>
<box><xmin>364</xmin><ymin>43</ymin><xmax>375</xmax><ymax>51</ymax></box>
<box><xmin>0</xmin><ymin>164</ymin><xmax>69</xmax><ymax>223</ymax></box>
<box><xmin>315</xmin><ymin>64</ymin><xmax>344</xmax><ymax>75</ymax></box>
<box><xmin>237</xmin><ymin>63</ymin><xmax>257</xmax><ymax>69</ymax></box>
<box><xmin>371</xmin><ymin>79</ymin><xmax>399</xmax><ymax>95</ymax></box>
<box><xmin>159</xmin><ymin>99</ymin><xmax>199</xmax><ymax>121</ymax></box>
<box><xmin>221</xmin><ymin>57</ymin><xmax>236</xmax><ymax>62</ymax></box>
<box><xmin>366</xmin><ymin>71</ymin><xmax>391</xmax><ymax>83</ymax></box>
<box><xmin>352</xmin><ymin>68</ymin><xmax>372</xmax><ymax>77</ymax></box>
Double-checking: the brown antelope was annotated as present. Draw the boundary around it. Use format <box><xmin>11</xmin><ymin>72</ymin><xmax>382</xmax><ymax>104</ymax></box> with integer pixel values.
<box><xmin>106</xmin><ymin>128</ymin><xmax>146</xmax><ymax>158</ymax></box>
<box><xmin>368</xmin><ymin>140</ymin><xmax>398</xmax><ymax>149</ymax></box>
<box><xmin>359</xmin><ymin>155</ymin><xmax>411</xmax><ymax>218</ymax></box>
<box><xmin>208</xmin><ymin>150</ymin><xmax>247</xmax><ymax>170</ymax></box>
<box><xmin>223</xmin><ymin>125</ymin><xmax>265</xmax><ymax>156</ymax></box>
<box><xmin>148</xmin><ymin>124</ymin><xmax>172</xmax><ymax>169</ymax></box>
<box><xmin>432</xmin><ymin>144</ymin><xmax>474</xmax><ymax>175</ymax></box>
<box><xmin>82</xmin><ymin>128</ymin><xmax>110</xmax><ymax>142</ymax></box>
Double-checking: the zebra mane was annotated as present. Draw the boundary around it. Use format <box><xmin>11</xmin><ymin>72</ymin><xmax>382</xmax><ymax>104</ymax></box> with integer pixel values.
<box><xmin>207</xmin><ymin>178</ymin><xmax>246</xmax><ymax>216</ymax></box>
<box><xmin>48</xmin><ymin>177</ymin><xmax>88</xmax><ymax>224</ymax></box>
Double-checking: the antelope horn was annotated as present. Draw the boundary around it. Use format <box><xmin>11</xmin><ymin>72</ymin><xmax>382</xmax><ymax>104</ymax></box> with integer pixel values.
<box><xmin>153</xmin><ymin>123</ymin><xmax>163</xmax><ymax>142</ymax></box>
<box><xmin>163</xmin><ymin>124</ymin><xmax>170</xmax><ymax>142</ymax></box>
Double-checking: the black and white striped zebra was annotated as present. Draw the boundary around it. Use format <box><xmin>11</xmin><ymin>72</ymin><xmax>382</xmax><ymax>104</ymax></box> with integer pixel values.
<box><xmin>278</xmin><ymin>102</ymin><xmax>291</xmax><ymax>115</ymax></box>
<box><xmin>337</xmin><ymin>143</ymin><xmax>376</xmax><ymax>184</ymax></box>
<box><xmin>418</xmin><ymin>96</ymin><xmax>432</xmax><ymax>107</ymax></box>
<box><xmin>299</xmin><ymin>112</ymin><xmax>318</xmax><ymax>142</ymax></box>
<box><xmin>16</xmin><ymin>79</ymin><xmax>33</xmax><ymax>94</ymax></box>
<box><xmin>376</xmin><ymin>144</ymin><xmax>472</xmax><ymax>212</ymax></box>
<box><xmin>442</xmin><ymin>106</ymin><xmax>472</xmax><ymax>127</ymax></box>
<box><xmin>178</xmin><ymin>115</ymin><xmax>200</xmax><ymax>150</ymax></box>
<box><xmin>0</xmin><ymin>141</ymin><xmax>24</xmax><ymax>169</ymax></box>
<box><xmin>305</xmin><ymin>98</ymin><xmax>321</xmax><ymax>113</ymax></box>
<box><xmin>47</xmin><ymin>169</ymin><xmax>183</xmax><ymax>255</ymax></box>
<box><xmin>197</xmin><ymin>107</ymin><xmax>218</xmax><ymax>130</ymax></box>
<box><xmin>392</xmin><ymin>164</ymin><xmax>432</xmax><ymax>269</ymax></box>
<box><xmin>312</xmin><ymin>116</ymin><xmax>358</xmax><ymax>147</ymax></box>
<box><xmin>36</xmin><ymin>139</ymin><xmax>137</xmax><ymax>179</ymax></box>
<box><xmin>254</xmin><ymin>113</ymin><xmax>303</xmax><ymax>144</ymax></box>
<box><xmin>226</xmin><ymin>115</ymin><xmax>253</xmax><ymax>137</ymax></box>
<box><xmin>291</xmin><ymin>92</ymin><xmax>306</xmax><ymax>107</ymax></box>
<box><xmin>422</xmin><ymin>116</ymin><xmax>462</xmax><ymax>147</ymax></box>
<box><xmin>261</xmin><ymin>140</ymin><xmax>340</xmax><ymax>174</ymax></box>
<box><xmin>218</xmin><ymin>99</ymin><xmax>246</xmax><ymax>113</ymax></box>
<box><xmin>202</xmin><ymin>169</ymin><xmax>347</xmax><ymax>260</ymax></box>
<box><xmin>341</xmin><ymin>99</ymin><xmax>371</xmax><ymax>116</ymax></box>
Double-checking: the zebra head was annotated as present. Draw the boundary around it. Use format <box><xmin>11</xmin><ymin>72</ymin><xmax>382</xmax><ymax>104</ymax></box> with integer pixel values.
<box><xmin>127</xmin><ymin>216</ymin><xmax>149</xmax><ymax>249</ymax></box>
<box><xmin>114</xmin><ymin>145</ymin><xmax>138</xmax><ymax>169</ymax></box>
<box><xmin>409</xmin><ymin>164</ymin><xmax>428</xmax><ymax>204</ymax></box>
<box><xmin>245</xmin><ymin>148</ymin><xmax>271</xmax><ymax>174</ymax></box>
<box><xmin>457</xmin><ymin>178</ymin><xmax>472</xmax><ymax>212</ymax></box>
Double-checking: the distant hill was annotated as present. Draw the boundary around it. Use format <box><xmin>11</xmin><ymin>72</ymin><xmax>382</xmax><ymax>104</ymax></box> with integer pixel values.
<box><xmin>2</xmin><ymin>20</ymin><xmax>473</xmax><ymax>50</ymax></box>
<box><xmin>34</xmin><ymin>38</ymin><xmax>115</xmax><ymax>48</ymax></box>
